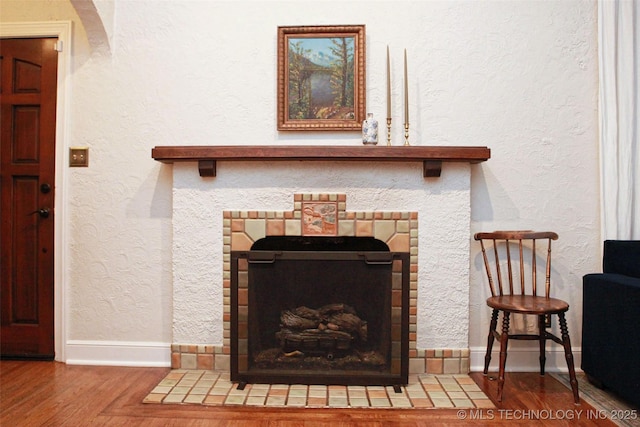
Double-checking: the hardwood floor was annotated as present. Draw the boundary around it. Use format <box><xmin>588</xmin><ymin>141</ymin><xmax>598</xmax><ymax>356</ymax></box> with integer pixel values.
<box><xmin>0</xmin><ymin>361</ymin><xmax>617</xmax><ymax>426</ymax></box>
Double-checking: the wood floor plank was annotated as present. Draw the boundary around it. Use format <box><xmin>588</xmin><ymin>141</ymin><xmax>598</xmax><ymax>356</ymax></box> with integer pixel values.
<box><xmin>0</xmin><ymin>361</ymin><xmax>619</xmax><ymax>426</ymax></box>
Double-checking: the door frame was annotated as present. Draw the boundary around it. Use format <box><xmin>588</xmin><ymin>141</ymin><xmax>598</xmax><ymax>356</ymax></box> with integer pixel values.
<box><xmin>1</xmin><ymin>21</ymin><xmax>72</xmax><ymax>362</ymax></box>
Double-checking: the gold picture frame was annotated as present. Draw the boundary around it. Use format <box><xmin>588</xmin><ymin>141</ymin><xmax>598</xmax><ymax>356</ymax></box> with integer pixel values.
<box><xmin>277</xmin><ymin>25</ymin><xmax>366</xmax><ymax>131</ymax></box>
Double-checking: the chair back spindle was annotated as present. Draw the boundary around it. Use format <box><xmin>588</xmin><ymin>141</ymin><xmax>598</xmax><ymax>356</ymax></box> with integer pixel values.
<box><xmin>518</xmin><ymin>239</ymin><xmax>525</xmax><ymax>294</ymax></box>
<box><xmin>545</xmin><ymin>239</ymin><xmax>553</xmax><ymax>298</ymax></box>
<box><xmin>505</xmin><ymin>240</ymin><xmax>513</xmax><ymax>294</ymax></box>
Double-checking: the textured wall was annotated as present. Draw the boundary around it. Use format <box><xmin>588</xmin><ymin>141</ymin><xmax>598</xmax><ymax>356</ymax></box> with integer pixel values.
<box><xmin>173</xmin><ymin>162</ymin><xmax>472</xmax><ymax>349</ymax></box>
<box><xmin>1</xmin><ymin>0</ymin><xmax>599</xmax><ymax>364</ymax></box>
<box><xmin>467</xmin><ymin>1</ymin><xmax>599</xmax><ymax>358</ymax></box>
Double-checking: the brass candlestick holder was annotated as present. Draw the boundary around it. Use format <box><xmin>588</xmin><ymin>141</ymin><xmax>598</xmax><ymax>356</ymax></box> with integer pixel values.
<box><xmin>386</xmin><ymin>118</ymin><xmax>392</xmax><ymax>146</ymax></box>
<box><xmin>404</xmin><ymin>123</ymin><xmax>410</xmax><ymax>146</ymax></box>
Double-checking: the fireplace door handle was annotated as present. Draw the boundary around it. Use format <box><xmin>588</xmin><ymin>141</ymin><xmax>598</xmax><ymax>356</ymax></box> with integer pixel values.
<box><xmin>247</xmin><ymin>252</ymin><xmax>279</xmax><ymax>264</ymax></box>
<box><xmin>247</xmin><ymin>258</ymin><xmax>276</xmax><ymax>264</ymax></box>
<box><xmin>362</xmin><ymin>253</ymin><xmax>393</xmax><ymax>265</ymax></box>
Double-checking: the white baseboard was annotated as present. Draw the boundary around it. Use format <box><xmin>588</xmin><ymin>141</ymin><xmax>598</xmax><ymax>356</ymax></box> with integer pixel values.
<box><xmin>65</xmin><ymin>340</ymin><xmax>171</xmax><ymax>367</ymax></box>
<box><xmin>64</xmin><ymin>341</ymin><xmax>581</xmax><ymax>371</ymax></box>
<box><xmin>470</xmin><ymin>346</ymin><xmax>582</xmax><ymax>373</ymax></box>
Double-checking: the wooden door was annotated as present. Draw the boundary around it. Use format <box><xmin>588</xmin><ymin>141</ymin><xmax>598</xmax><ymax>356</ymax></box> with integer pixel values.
<box><xmin>1</xmin><ymin>38</ymin><xmax>58</xmax><ymax>359</ymax></box>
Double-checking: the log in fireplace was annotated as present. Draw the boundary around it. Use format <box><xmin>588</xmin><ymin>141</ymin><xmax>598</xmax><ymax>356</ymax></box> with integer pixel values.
<box><xmin>230</xmin><ymin>236</ymin><xmax>409</xmax><ymax>388</ymax></box>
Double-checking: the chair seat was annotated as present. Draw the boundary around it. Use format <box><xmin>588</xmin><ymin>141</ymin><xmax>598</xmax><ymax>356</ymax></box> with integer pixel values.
<box><xmin>487</xmin><ymin>295</ymin><xmax>569</xmax><ymax>315</ymax></box>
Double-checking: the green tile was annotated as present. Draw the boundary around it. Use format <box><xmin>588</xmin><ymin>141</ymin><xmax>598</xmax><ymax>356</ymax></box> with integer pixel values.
<box><xmin>328</xmin><ymin>397</ymin><xmax>349</xmax><ymax>407</ymax></box>
<box><xmin>461</xmin><ymin>383</ymin><xmax>482</xmax><ymax>392</ymax></box>
<box><xmin>369</xmin><ymin>398</ymin><xmax>391</xmax><ymax>408</ymax></box>
<box><xmin>248</xmin><ymin>388</ymin><xmax>269</xmax><ymax>397</ymax></box>
<box><xmin>184</xmin><ymin>394</ymin><xmax>205</xmax><ymax>404</ymax></box>
<box><xmin>224</xmin><ymin>394</ymin><xmax>246</xmax><ymax>405</ymax></box>
<box><xmin>442</xmin><ymin>383</ymin><xmax>462</xmax><ymax>392</ymax></box>
<box><xmin>431</xmin><ymin>398</ymin><xmax>454</xmax><ymax>408</ymax></box>
<box><xmin>171</xmin><ymin>386</ymin><xmax>192</xmax><ymax>394</ymax></box>
<box><xmin>390</xmin><ymin>397</ymin><xmax>412</xmax><ymax>408</ymax></box>
<box><xmin>466</xmin><ymin>391</ymin><xmax>488</xmax><ymax>399</ymax></box>
<box><xmin>288</xmin><ymin>388</ymin><xmax>307</xmax><ymax>398</ymax></box>
<box><xmin>163</xmin><ymin>394</ymin><xmax>186</xmax><ymax>404</ymax></box>
<box><xmin>447</xmin><ymin>391</ymin><xmax>467</xmax><ymax>399</ymax></box>
<box><xmin>452</xmin><ymin>398</ymin><xmax>473</xmax><ymax>408</ymax></box>
<box><xmin>349</xmin><ymin>397</ymin><xmax>369</xmax><ymax>407</ymax></box>
<box><xmin>266</xmin><ymin>396</ymin><xmax>286</xmax><ymax>406</ymax></box>
<box><xmin>190</xmin><ymin>386</ymin><xmax>211</xmax><ymax>395</ymax></box>
<box><xmin>245</xmin><ymin>396</ymin><xmax>266</xmax><ymax>406</ymax></box>
<box><xmin>428</xmin><ymin>391</ymin><xmax>448</xmax><ymax>399</ymax></box>
<box><xmin>286</xmin><ymin>396</ymin><xmax>307</xmax><ymax>407</ymax></box>
<box><xmin>209</xmin><ymin>386</ymin><xmax>231</xmax><ymax>396</ymax></box>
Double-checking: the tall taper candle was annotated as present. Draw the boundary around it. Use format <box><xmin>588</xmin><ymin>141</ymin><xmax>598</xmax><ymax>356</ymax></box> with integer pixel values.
<box><xmin>404</xmin><ymin>49</ymin><xmax>408</xmax><ymax>125</ymax></box>
<box><xmin>387</xmin><ymin>46</ymin><xmax>391</xmax><ymax>119</ymax></box>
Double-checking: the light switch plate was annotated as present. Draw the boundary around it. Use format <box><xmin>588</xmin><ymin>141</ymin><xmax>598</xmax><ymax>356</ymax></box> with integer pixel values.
<box><xmin>69</xmin><ymin>148</ymin><xmax>89</xmax><ymax>167</ymax></box>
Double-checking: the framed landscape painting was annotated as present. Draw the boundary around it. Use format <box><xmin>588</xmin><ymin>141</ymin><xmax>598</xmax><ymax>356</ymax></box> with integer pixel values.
<box><xmin>277</xmin><ymin>25</ymin><xmax>366</xmax><ymax>131</ymax></box>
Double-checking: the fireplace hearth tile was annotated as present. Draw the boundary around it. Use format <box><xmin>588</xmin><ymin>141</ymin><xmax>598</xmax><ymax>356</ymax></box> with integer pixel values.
<box><xmin>184</xmin><ymin>394</ymin><xmax>206</xmax><ymax>404</ymax></box>
<box><xmin>287</xmin><ymin>396</ymin><xmax>307</xmax><ymax>407</ymax></box>
<box><xmin>307</xmin><ymin>398</ymin><xmax>327</xmax><ymax>407</ymax></box>
<box><xmin>143</xmin><ymin>393</ymin><xmax>165</xmax><ymax>403</ymax></box>
<box><xmin>370</xmin><ymin>398</ymin><xmax>391</xmax><ymax>407</ymax></box>
<box><xmin>204</xmin><ymin>395</ymin><xmax>225</xmax><ymax>405</ymax></box>
<box><xmin>452</xmin><ymin>398</ymin><xmax>474</xmax><ymax>407</ymax></box>
<box><xmin>143</xmin><ymin>370</ymin><xmax>495</xmax><ymax>409</ymax></box>
<box><xmin>266</xmin><ymin>396</ymin><xmax>286</xmax><ymax>406</ymax></box>
<box><xmin>246</xmin><ymin>396</ymin><xmax>266</xmax><ymax>406</ymax></box>
<box><xmin>163</xmin><ymin>392</ymin><xmax>187</xmax><ymax>404</ymax></box>
<box><xmin>431</xmin><ymin>398</ymin><xmax>455</xmax><ymax>408</ymax></box>
<box><xmin>389</xmin><ymin>396</ymin><xmax>412</xmax><ymax>408</ymax></box>
<box><xmin>349</xmin><ymin>397</ymin><xmax>369</xmax><ymax>407</ymax></box>
<box><xmin>224</xmin><ymin>395</ymin><xmax>246</xmax><ymax>405</ymax></box>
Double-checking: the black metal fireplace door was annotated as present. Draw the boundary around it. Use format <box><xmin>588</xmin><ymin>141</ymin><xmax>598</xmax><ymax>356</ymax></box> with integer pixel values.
<box><xmin>230</xmin><ymin>238</ymin><xmax>409</xmax><ymax>387</ymax></box>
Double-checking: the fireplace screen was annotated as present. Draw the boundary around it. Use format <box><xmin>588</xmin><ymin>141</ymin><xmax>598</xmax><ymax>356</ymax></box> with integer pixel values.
<box><xmin>230</xmin><ymin>236</ymin><xmax>409</xmax><ymax>387</ymax></box>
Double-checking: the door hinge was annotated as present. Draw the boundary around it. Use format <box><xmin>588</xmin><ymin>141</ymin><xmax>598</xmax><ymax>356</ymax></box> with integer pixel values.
<box><xmin>55</xmin><ymin>40</ymin><xmax>63</xmax><ymax>52</ymax></box>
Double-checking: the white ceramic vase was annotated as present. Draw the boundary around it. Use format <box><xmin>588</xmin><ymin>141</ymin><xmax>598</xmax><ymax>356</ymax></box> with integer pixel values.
<box><xmin>362</xmin><ymin>113</ymin><xmax>379</xmax><ymax>145</ymax></box>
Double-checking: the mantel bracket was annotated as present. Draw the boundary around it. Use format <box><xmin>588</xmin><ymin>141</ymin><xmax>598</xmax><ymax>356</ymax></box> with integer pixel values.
<box><xmin>423</xmin><ymin>160</ymin><xmax>442</xmax><ymax>178</ymax></box>
<box><xmin>198</xmin><ymin>160</ymin><xmax>216</xmax><ymax>177</ymax></box>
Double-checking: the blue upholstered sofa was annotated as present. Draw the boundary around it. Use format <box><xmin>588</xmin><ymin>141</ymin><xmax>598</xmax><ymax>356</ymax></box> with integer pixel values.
<box><xmin>582</xmin><ymin>240</ymin><xmax>640</xmax><ymax>408</ymax></box>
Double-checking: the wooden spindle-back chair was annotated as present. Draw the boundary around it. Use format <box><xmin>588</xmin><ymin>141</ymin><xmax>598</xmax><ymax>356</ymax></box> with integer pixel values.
<box><xmin>474</xmin><ymin>231</ymin><xmax>579</xmax><ymax>404</ymax></box>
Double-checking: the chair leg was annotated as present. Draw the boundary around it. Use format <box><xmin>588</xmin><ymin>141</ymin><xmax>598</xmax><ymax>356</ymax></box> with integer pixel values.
<box><xmin>484</xmin><ymin>309</ymin><xmax>499</xmax><ymax>374</ymax></box>
<box><xmin>558</xmin><ymin>312</ymin><xmax>580</xmax><ymax>404</ymax></box>
<box><xmin>538</xmin><ymin>314</ymin><xmax>546</xmax><ymax>376</ymax></box>
<box><xmin>497</xmin><ymin>312</ymin><xmax>510</xmax><ymax>402</ymax></box>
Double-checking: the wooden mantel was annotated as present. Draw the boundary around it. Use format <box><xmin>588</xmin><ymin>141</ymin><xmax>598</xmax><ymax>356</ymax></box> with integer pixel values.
<box><xmin>151</xmin><ymin>145</ymin><xmax>490</xmax><ymax>178</ymax></box>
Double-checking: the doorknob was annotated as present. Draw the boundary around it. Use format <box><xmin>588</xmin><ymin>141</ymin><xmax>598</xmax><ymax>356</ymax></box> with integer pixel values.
<box><xmin>40</xmin><ymin>183</ymin><xmax>51</xmax><ymax>194</ymax></box>
<box><xmin>29</xmin><ymin>208</ymin><xmax>50</xmax><ymax>218</ymax></box>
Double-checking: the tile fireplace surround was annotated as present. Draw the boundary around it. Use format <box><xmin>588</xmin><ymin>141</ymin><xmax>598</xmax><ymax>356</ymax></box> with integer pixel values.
<box><xmin>229</xmin><ymin>194</ymin><xmax>412</xmax><ymax>385</ymax></box>
<box><xmin>171</xmin><ymin>189</ymin><xmax>470</xmax><ymax>376</ymax></box>
<box><xmin>158</xmin><ymin>146</ymin><xmax>490</xmax><ymax>382</ymax></box>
